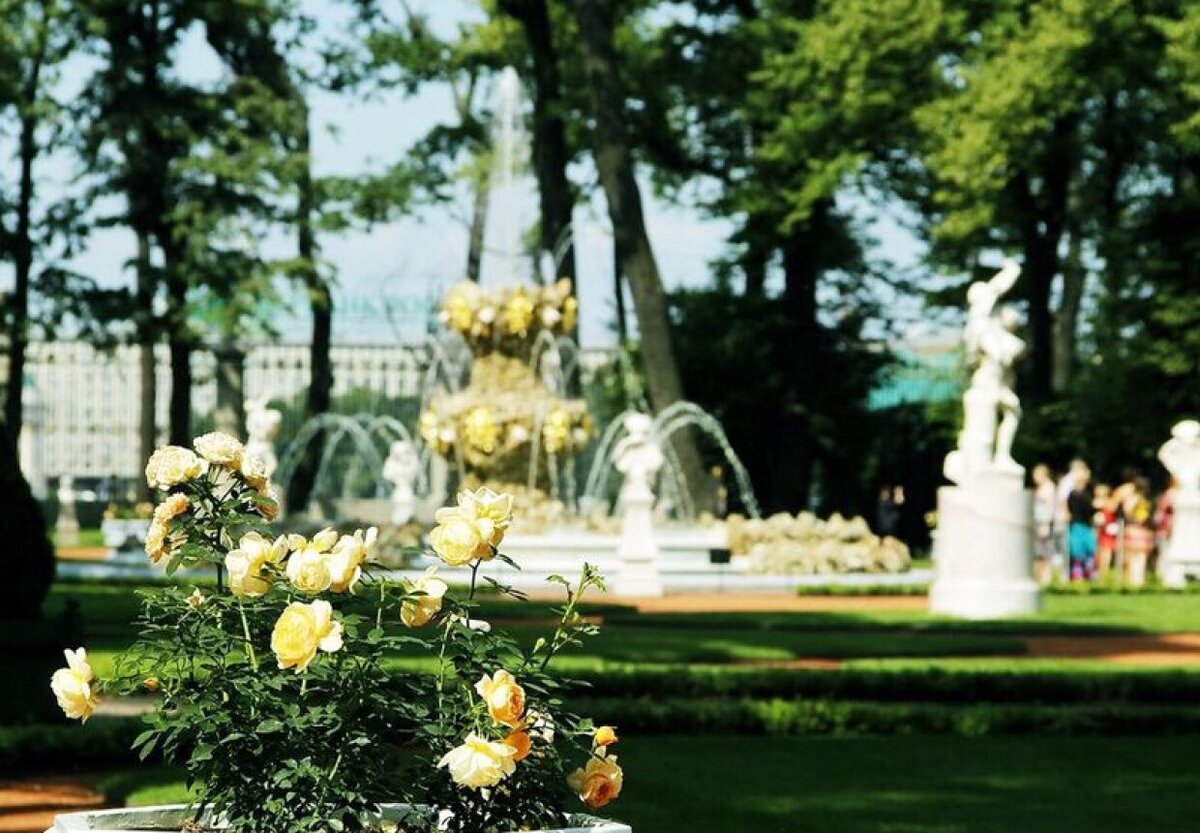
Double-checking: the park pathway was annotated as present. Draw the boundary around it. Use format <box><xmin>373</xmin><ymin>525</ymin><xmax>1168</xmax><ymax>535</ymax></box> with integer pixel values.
<box><xmin>0</xmin><ymin>776</ymin><xmax>106</xmax><ymax>833</ymax></box>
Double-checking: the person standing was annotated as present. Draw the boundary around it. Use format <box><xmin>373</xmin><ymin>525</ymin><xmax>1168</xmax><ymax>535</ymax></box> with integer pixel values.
<box><xmin>1093</xmin><ymin>483</ymin><xmax>1120</xmax><ymax>578</ymax></box>
<box><xmin>1066</xmin><ymin>465</ymin><xmax>1097</xmax><ymax>582</ymax></box>
<box><xmin>1032</xmin><ymin>464</ymin><xmax>1058</xmax><ymax>585</ymax></box>
<box><xmin>1118</xmin><ymin>477</ymin><xmax>1156</xmax><ymax>587</ymax></box>
<box><xmin>1055</xmin><ymin>460</ymin><xmax>1087</xmax><ymax>580</ymax></box>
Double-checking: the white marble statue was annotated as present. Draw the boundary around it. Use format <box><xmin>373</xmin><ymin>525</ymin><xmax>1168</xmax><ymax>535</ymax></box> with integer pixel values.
<box><xmin>1158</xmin><ymin>419</ymin><xmax>1200</xmax><ymax>586</ymax></box>
<box><xmin>382</xmin><ymin>439</ymin><xmax>421</xmax><ymax>526</ymax></box>
<box><xmin>613</xmin><ymin>413</ymin><xmax>664</xmax><ymax>502</ymax></box>
<box><xmin>245</xmin><ymin>400</ymin><xmax>282</xmax><ymax>479</ymax></box>
<box><xmin>1160</xmin><ymin>419</ymin><xmax>1200</xmax><ymax>497</ymax></box>
<box><xmin>945</xmin><ymin>259</ymin><xmax>1025</xmax><ymax>484</ymax></box>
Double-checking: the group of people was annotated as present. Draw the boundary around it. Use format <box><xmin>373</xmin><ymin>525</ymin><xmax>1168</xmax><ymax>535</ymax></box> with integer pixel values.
<box><xmin>1032</xmin><ymin>460</ymin><xmax>1177</xmax><ymax>586</ymax></box>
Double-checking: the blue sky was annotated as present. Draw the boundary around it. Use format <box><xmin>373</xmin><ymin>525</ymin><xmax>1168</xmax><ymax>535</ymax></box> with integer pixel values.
<box><xmin>12</xmin><ymin>0</ymin><xmax>930</xmax><ymax>348</ymax></box>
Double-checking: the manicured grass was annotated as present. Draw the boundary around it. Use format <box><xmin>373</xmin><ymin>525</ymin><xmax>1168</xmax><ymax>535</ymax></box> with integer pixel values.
<box><xmin>54</xmin><ymin>528</ymin><xmax>107</xmax><ymax>549</ymax></box>
<box><xmin>104</xmin><ymin>735</ymin><xmax>1200</xmax><ymax>833</ymax></box>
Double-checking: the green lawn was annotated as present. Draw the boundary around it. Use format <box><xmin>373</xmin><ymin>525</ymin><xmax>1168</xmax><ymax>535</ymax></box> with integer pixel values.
<box><xmin>102</xmin><ymin>735</ymin><xmax>1200</xmax><ymax>833</ymax></box>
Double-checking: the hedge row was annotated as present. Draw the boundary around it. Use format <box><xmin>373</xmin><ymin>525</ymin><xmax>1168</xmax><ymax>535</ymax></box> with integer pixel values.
<box><xmin>570</xmin><ymin>696</ymin><xmax>1200</xmax><ymax>737</ymax></box>
<box><xmin>8</xmin><ymin>694</ymin><xmax>1200</xmax><ymax>774</ymax></box>
<box><xmin>558</xmin><ymin>667</ymin><xmax>1200</xmax><ymax>705</ymax></box>
<box><xmin>0</xmin><ymin>719</ymin><xmax>142</xmax><ymax>776</ymax></box>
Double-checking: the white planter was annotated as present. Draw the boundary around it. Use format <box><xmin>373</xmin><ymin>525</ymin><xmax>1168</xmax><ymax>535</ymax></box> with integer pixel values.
<box><xmin>47</xmin><ymin>804</ymin><xmax>631</xmax><ymax>833</ymax></box>
<box><xmin>101</xmin><ymin>518</ymin><xmax>152</xmax><ymax>550</ymax></box>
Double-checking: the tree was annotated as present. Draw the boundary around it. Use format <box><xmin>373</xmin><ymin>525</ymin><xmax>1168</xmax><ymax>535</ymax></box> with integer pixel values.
<box><xmin>0</xmin><ymin>0</ymin><xmax>77</xmax><ymax>460</ymax></box>
<box><xmin>568</xmin><ymin>0</ymin><xmax>707</xmax><ymax>498</ymax></box>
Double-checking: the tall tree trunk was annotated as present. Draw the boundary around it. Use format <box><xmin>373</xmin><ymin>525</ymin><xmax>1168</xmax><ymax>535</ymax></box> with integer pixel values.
<box><xmin>773</xmin><ymin>206</ymin><xmax>828</xmax><ymax>511</ymax></box>
<box><xmin>570</xmin><ymin>0</ymin><xmax>707</xmax><ymax>509</ymax></box>
<box><xmin>466</xmin><ymin>161</ymin><xmax>489</xmax><ymax>283</ymax></box>
<box><xmin>499</xmin><ymin>0</ymin><xmax>576</xmax><ymax>286</ymax></box>
<box><xmin>4</xmin><ymin>106</ymin><xmax>37</xmax><ymax>462</ymax></box>
<box><xmin>286</xmin><ymin>105</ymin><xmax>334</xmax><ymax>512</ymax></box>
<box><xmin>164</xmin><ymin>248</ymin><xmax>192</xmax><ymax>445</ymax></box>
<box><xmin>1052</xmin><ymin>230</ymin><xmax>1086</xmax><ymax>394</ymax></box>
<box><xmin>214</xmin><ymin>342</ymin><xmax>246</xmax><ymax>438</ymax></box>
<box><xmin>613</xmin><ymin>235</ymin><xmax>628</xmax><ymax>343</ymax></box>
<box><xmin>136</xmin><ymin>233</ymin><xmax>157</xmax><ymax>502</ymax></box>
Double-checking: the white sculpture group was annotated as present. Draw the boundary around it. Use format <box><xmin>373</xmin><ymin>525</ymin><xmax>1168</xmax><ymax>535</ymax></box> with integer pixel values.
<box><xmin>1158</xmin><ymin>419</ymin><xmax>1200</xmax><ymax>586</ymax></box>
<box><xmin>944</xmin><ymin>259</ymin><xmax>1025</xmax><ymax>484</ymax></box>
<box><xmin>930</xmin><ymin>260</ymin><xmax>1040</xmax><ymax>619</ymax></box>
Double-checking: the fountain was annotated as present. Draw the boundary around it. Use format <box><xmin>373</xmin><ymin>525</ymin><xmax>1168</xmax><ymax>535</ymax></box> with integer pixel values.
<box><xmin>258</xmin><ymin>66</ymin><xmax>914</xmax><ymax>593</ymax></box>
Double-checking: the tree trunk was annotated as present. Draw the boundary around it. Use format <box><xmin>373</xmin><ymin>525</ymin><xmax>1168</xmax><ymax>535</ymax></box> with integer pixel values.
<box><xmin>214</xmin><ymin>342</ymin><xmax>246</xmax><ymax>438</ymax></box>
<box><xmin>286</xmin><ymin>105</ymin><xmax>334</xmax><ymax>512</ymax></box>
<box><xmin>466</xmin><ymin>161</ymin><xmax>489</xmax><ymax>283</ymax></box>
<box><xmin>136</xmin><ymin>233</ymin><xmax>157</xmax><ymax>501</ymax></box>
<box><xmin>4</xmin><ymin>107</ymin><xmax>37</xmax><ymax>462</ymax></box>
<box><xmin>1052</xmin><ymin>230</ymin><xmax>1086</xmax><ymax>394</ymax></box>
<box><xmin>500</xmin><ymin>0</ymin><xmax>576</xmax><ymax>286</ymax></box>
<box><xmin>613</xmin><ymin>234</ymin><xmax>628</xmax><ymax>343</ymax></box>
<box><xmin>773</xmin><ymin>206</ymin><xmax>829</xmax><ymax>510</ymax></box>
<box><xmin>164</xmin><ymin>253</ymin><xmax>192</xmax><ymax>445</ymax></box>
<box><xmin>570</xmin><ymin>0</ymin><xmax>707</xmax><ymax>509</ymax></box>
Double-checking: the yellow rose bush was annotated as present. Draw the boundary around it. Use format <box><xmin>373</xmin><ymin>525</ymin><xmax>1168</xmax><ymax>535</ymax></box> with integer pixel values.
<box><xmin>51</xmin><ymin>439</ymin><xmax>624</xmax><ymax>833</ymax></box>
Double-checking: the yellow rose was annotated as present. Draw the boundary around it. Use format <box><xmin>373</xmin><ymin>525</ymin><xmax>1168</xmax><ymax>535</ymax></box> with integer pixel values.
<box><xmin>225</xmin><ymin>532</ymin><xmax>287</xmax><ymax>597</ymax></box>
<box><xmin>186</xmin><ymin>588</ymin><xmax>206</xmax><ymax>609</ymax></box>
<box><xmin>193</xmin><ymin>431</ymin><xmax>244</xmax><ymax>466</ymax></box>
<box><xmin>240</xmin><ymin>454</ymin><xmax>269</xmax><ymax>491</ymax></box>
<box><xmin>429</xmin><ymin>511</ymin><xmax>484</xmax><ymax>566</ymax></box>
<box><xmin>270</xmin><ymin>600</ymin><xmax>343</xmax><ymax>673</ymax></box>
<box><xmin>311</xmin><ymin>527</ymin><xmax>340</xmax><ymax>552</ymax></box>
<box><xmin>504</xmin><ymin>729</ymin><xmax>532</xmax><ymax>762</ymax></box>
<box><xmin>144</xmin><ymin>445</ymin><xmax>203</xmax><ymax>491</ymax></box>
<box><xmin>474</xmin><ymin>669</ymin><xmax>526</xmax><ymax>728</ymax></box>
<box><xmin>144</xmin><ymin>518</ymin><xmax>168</xmax><ymax>564</ymax></box>
<box><xmin>326</xmin><ymin>527</ymin><xmax>377</xmax><ymax>593</ymax></box>
<box><xmin>594</xmin><ymin>726</ymin><xmax>619</xmax><ymax>748</ymax></box>
<box><xmin>50</xmin><ymin>648</ymin><xmax>99</xmax><ymax>722</ymax></box>
<box><xmin>153</xmin><ymin>493</ymin><xmax>190</xmax><ymax>523</ymax></box>
<box><xmin>285</xmin><ymin>546</ymin><xmax>332</xmax><ymax>595</ymax></box>
<box><xmin>400</xmin><ymin>567</ymin><xmax>448</xmax><ymax>628</ymax></box>
<box><xmin>567</xmin><ymin>755</ymin><xmax>624</xmax><ymax>809</ymax></box>
<box><xmin>460</xmin><ymin>487</ymin><xmax>513</xmax><ymax>551</ymax></box>
<box><xmin>437</xmin><ymin>733</ymin><xmax>517</xmax><ymax>789</ymax></box>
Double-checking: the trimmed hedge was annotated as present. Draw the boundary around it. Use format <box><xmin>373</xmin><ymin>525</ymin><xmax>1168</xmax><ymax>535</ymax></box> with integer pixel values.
<box><xmin>560</xmin><ymin>667</ymin><xmax>1200</xmax><ymax>705</ymax></box>
<box><xmin>570</xmin><ymin>696</ymin><xmax>1200</xmax><ymax>737</ymax></box>
<box><xmin>0</xmin><ymin>719</ymin><xmax>142</xmax><ymax>776</ymax></box>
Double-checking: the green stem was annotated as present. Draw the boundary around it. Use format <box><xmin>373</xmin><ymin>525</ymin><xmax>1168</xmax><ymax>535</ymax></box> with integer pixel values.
<box><xmin>467</xmin><ymin>561</ymin><xmax>481</xmax><ymax>602</ymax></box>
<box><xmin>237</xmin><ymin>598</ymin><xmax>259</xmax><ymax>671</ymax></box>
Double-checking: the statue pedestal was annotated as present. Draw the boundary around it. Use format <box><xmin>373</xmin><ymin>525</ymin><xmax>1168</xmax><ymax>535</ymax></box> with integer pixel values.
<box><xmin>1159</xmin><ymin>492</ymin><xmax>1200</xmax><ymax>588</ymax></box>
<box><xmin>613</xmin><ymin>486</ymin><xmax>664</xmax><ymax>598</ymax></box>
<box><xmin>929</xmin><ymin>471</ymin><xmax>1040</xmax><ymax>619</ymax></box>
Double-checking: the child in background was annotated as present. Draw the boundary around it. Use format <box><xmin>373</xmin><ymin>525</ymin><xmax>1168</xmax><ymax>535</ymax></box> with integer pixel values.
<box><xmin>1032</xmin><ymin>464</ymin><xmax>1057</xmax><ymax>585</ymax></box>
<box><xmin>1066</xmin><ymin>466</ymin><xmax>1097</xmax><ymax>582</ymax></box>
<box><xmin>1093</xmin><ymin>483</ymin><xmax>1120</xmax><ymax>578</ymax></box>
<box><xmin>1118</xmin><ymin>477</ymin><xmax>1155</xmax><ymax>587</ymax></box>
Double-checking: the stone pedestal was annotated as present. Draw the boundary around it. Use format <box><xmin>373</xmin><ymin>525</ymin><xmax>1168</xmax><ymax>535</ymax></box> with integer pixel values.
<box><xmin>56</xmin><ymin>476</ymin><xmax>80</xmax><ymax>547</ymax></box>
<box><xmin>929</xmin><ymin>471</ymin><xmax>1039</xmax><ymax>619</ymax></box>
<box><xmin>1160</xmin><ymin>491</ymin><xmax>1200</xmax><ymax>587</ymax></box>
<box><xmin>613</xmin><ymin>486</ymin><xmax>664</xmax><ymax>598</ymax></box>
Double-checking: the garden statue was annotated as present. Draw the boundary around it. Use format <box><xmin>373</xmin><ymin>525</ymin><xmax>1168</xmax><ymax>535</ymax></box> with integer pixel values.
<box><xmin>1157</xmin><ymin>419</ymin><xmax>1200</xmax><ymax>587</ymax></box>
<box><xmin>944</xmin><ymin>259</ymin><xmax>1025</xmax><ymax>484</ymax></box>
<box><xmin>930</xmin><ymin>259</ymin><xmax>1039</xmax><ymax>619</ymax></box>
<box><xmin>612</xmin><ymin>413</ymin><xmax>664</xmax><ymax>504</ymax></box>
<box><xmin>244</xmin><ymin>400</ymin><xmax>282</xmax><ymax>479</ymax></box>
<box><xmin>1159</xmin><ymin>419</ymin><xmax>1200</xmax><ymax>497</ymax></box>
<box><xmin>382</xmin><ymin>439</ymin><xmax>422</xmax><ymax>526</ymax></box>
<box><xmin>612</xmin><ymin>413</ymin><xmax>665</xmax><ymax>597</ymax></box>
<box><xmin>56</xmin><ymin>475</ymin><xmax>80</xmax><ymax>546</ymax></box>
